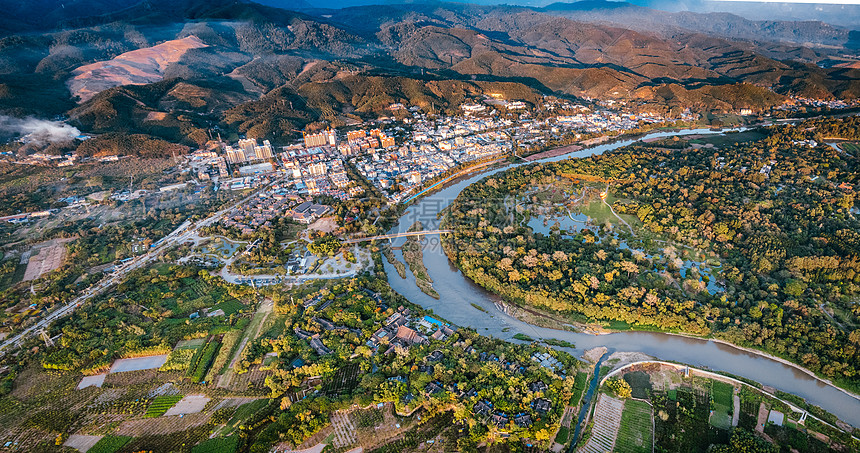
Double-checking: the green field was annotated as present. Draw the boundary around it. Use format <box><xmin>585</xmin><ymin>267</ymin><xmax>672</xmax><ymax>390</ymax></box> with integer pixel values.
<box><xmin>555</xmin><ymin>425</ymin><xmax>569</xmax><ymax>444</ymax></box>
<box><xmin>710</xmin><ymin>380</ymin><xmax>735</xmax><ymax>429</ymax></box>
<box><xmin>189</xmin><ymin>339</ymin><xmax>221</xmax><ymax>382</ymax></box>
<box><xmin>837</xmin><ymin>141</ymin><xmax>859</xmax><ymax>152</ymax></box>
<box><xmin>88</xmin><ymin>435</ymin><xmax>133</xmax><ymax>453</ymax></box>
<box><xmin>144</xmin><ymin>395</ymin><xmax>183</xmax><ymax>418</ymax></box>
<box><xmin>160</xmin><ymin>338</ymin><xmax>205</xmax><ymax>372</ymax></box>
<box><xmin>570</xmin><ymin>371</ymin><xmax>588</xmax><ymax>406</ymax></box>
<box><xmin>623</xmin><ymin>371</ymin><xmax>653</xmax><ymax>400</ymax></box>
<box><xmin>615</xmin><ymin>399</ymin><xmax>653</xmax><ymax>453</ymax></box>
<box><xmin>688</xmin><ymin>130</ymin><xmax>764</xmax><ymax>147</ymax></box>
<box><xmin>712</xmin><ymin>381</ymin><xmax>734</xmax><ymax>407</ymax></box>
<box><xmin>211</xmin><ymin>299</ymin><xmax>244</xmax><ymax>315</ymax></box>
<box><xmin>218</xmin><ymin>399</ymin><xmax>271</xmax><ymax>436</ymax></box>
<box><xmin>192</xmin><ymin>435</ymin><xmax>239</xmax><ymax>453</ymax></box>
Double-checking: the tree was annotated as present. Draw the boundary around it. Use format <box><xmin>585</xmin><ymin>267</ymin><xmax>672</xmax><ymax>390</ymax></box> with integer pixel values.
<box><xmin>606</xmin><ymin>378</ymin><xmax>632</xmax><ymax>398</ymax></box>
<box><xmin>711</xmin><ymin>429</ymin><xmax>778</xmax><ymax>453</ymax></box>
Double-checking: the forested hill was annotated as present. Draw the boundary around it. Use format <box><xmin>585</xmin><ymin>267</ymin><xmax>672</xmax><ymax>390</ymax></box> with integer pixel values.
<box><xmin>444</xmin><ymin>117</ymin><xmax>860</xmax><ymax>392</ymax></box>
<box><xmin>0</xmin><ymin>0</ymin><xmax>859</xmax><ymax>155</ymax></box>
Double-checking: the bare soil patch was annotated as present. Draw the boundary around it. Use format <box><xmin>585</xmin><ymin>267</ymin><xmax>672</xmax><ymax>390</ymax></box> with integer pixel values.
<box><xmin>64</xmin><ymin>434</ymin><xmax>103</xmax><ymax>453</ymax></box>
<box><xmin>163</xmin><ymin>394</ymin><xmax>210</xmax><ymax>416</ymax></box>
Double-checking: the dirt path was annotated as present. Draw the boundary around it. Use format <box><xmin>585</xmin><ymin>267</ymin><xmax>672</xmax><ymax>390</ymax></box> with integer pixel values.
<box><xmin>756</xmin><ymin>402</ymin><xmax>769</xmax><ymax>433</ymax></box>
<box><xmin>217</xmin><ymin>299</ymin><xmax>274</xmax><ymax>389</ymax></box>
<box><xmin>603</xmin><ymin>196</ymin><xmax>636</xmax><ymax>236</ymax></box>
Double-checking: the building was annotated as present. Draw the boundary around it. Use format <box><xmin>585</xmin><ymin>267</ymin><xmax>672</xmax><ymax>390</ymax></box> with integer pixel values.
<box><xmin>381</xmin><ymin>135</ymin><xmax>395</xmax><ymax>148</ymax></box>
<box><xmin>407</xmin><ymin>171</ymin><xmax>421</xmax><ymax>185</ymax></box>
<box><xmin>238</xmin><ymin>138</ymin><xmax>257</xmax><ymax>157</ymax></box>
<box><xmin>290</xmin><ymin>201</ymin><xmax>330</xmax><ymax>224</ymax></box>
<box><xmin>461</xmin><ymin>103</ymin><xmax>486</xmax><ymax>113</ymax></box>
<box><xmin>239</xmin><ymin>162</ymin><xmax>275</xmax><ymax>175</ymax></box>
<box><xmin>307</xmin><ymin>161</ymin><xmax>327</xmax><ymax>176</ymax></box>
<box><xmin>255</xmin><ymin>140</ymin><xmax>274</xmax><ymax>159</ymax></box>
<box><xmin>225</xmin><ymin>146</ymin><xmax>247</xmax><ymax>164</ymax></box>
<box><xmin>304</xmin><ymin>131</ymin><xmax>328</xmax><ymax>148</ymax></box>
<box><xmin>347</xmin><ymin>130</ymin><xmax>366</xmax><ymax>143</ymax></box>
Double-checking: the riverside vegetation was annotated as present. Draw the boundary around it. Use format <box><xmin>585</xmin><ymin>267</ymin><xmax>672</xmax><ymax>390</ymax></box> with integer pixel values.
<box><xmin>444</xmin><ymin>117</ymin><xmax>860</xmax><ymax>393</ymax></box>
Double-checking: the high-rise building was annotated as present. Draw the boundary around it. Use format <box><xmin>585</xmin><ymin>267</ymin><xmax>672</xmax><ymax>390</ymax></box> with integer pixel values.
<box><xmin>304</xmin><ymin>131</ymin><xmax>327</xmax><ymax>148</ymax></box>
<box><xmin>381</xmin><ymin>135</ymin><xmax>395</xmax><ymax>148</ymax></box>
<box><xmin>347</xmin><ymin>130</ymin><xmax>366</xmax><ymax>143</ymax></box>
<box><xmin>225</xmin><ymin>146</ymin><xmax>247</xmax><ymax>164</ymax></box>
<box><xmin>307</xmin><ymin>162</ymin><xmax>327</xmax><ymax>176</ymax></box>
<box><xmin>255</xmin><ymin>144</ymin><xmax>273</xmax><ymax>159</ymax></box>
<box><xmin>325</xmin><ymin>129</ymin><xmax>336</xmax><ymax>146</ymax></box>
<box><xmin>238</xmin><ymin>138</ymin><xmax>257</xmax><ymax>157</ymax></box>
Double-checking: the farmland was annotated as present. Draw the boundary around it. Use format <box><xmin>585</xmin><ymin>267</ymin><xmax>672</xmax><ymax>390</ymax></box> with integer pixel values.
<box><xmin>191</xmin><ymin>435</ymin><xmax>239</xmax><ymax>453</ymax></box>
<box><xmin>87</xmin><ymin>435</ymin><xmax>133</xmax><ymax>453</ymax></box>
<box><xmin>615</xmin><ymin>399</ymin><xmax>653</xmax><ymax>453</ymax></box>
<box><xmin>710</xmin><ymin>380</ymin><xmax>734</xmax><ymax>430</ymax></box>
<box><xmin>144</xmin><ymin>395</ymin><xmax>184</xmax><ymax>418</ymax></box>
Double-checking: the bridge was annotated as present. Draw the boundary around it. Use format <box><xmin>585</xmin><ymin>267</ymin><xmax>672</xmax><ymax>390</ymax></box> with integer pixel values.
<box><xmin>344</xmin><ymin>230</ymin><xmax>453</xmax><ymax>244</ymax></box>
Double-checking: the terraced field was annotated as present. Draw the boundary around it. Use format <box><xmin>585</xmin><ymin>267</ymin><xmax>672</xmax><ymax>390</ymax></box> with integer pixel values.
<box><xmin>579</xmin><ymin>394</ymin><xmax>624</xmax><ymax>453</ymax></box>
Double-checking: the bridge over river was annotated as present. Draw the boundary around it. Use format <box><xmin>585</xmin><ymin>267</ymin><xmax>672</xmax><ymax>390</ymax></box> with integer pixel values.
<box><xmin>344</xmin><ymin>230</ymin><xmax>452</xmax><ymax>244</ymax></box>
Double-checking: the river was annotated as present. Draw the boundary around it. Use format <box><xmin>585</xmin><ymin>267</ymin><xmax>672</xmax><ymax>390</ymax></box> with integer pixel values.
<box><xmin>381</xmin><ymin>128</ymin><xmax>860</xmax><ymax>428</ymax></box>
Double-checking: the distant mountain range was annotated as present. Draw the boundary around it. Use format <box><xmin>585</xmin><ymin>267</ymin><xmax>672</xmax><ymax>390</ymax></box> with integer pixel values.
<box><xmin>542</xmin><ymin>1</ymin><xmax>858</xmax><ymax>49</ymax></box>
<box><xmin>0</xmin><ymin>0</ymin><xmax>857</xmax><ymax>150</ymax></box>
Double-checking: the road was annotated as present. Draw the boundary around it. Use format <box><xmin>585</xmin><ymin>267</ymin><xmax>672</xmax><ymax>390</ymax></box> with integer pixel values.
<box><xmin>0</xmin><ymin>182</ymin><xmax>276</xmax><ymax>355</ymax></box>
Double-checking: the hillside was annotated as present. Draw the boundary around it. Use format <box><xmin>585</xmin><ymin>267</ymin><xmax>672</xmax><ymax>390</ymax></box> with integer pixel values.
<box><xmin>68</xmin><ymin>36</ymin><xmax>209</xmax><ymax>102</ymax></box>
<box><xmin>541</xmin><ymin>1</ymin><xmax>856</xmax><ymax>49</ymax></box>
<box><xmin>0</xmin><ymin>0</ymin><xmax>856</xmax><ymax>154</ymax></box>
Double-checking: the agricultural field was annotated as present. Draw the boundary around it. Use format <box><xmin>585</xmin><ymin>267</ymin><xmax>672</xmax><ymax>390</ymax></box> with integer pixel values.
<box><xmin>160</xmin><ymin>339</ymin><xmax>205</xmax><ymax>372</ymax></box>
<box><xmin>623</xmin><ymin>371</ymin><xmax>653</xmax><ymax>400</ymax></box>
<box><xmin>215</xmin><ymin>399</ymin><xmax>271</xmax><ymax>437</ymax></box>
<box><xmin>686</xmin><ymin>130</ymin><xmax>765</xmax><ymax>147</ymax></box>
<box><xmin>191</xmin><ymin>435</ymin><xmax>239</xmax><ymax>453</ymax></box>
<box><xmin>368</xmin><ymin>411</ymin><xmax>469</xmax><ymax>453</ymax></box>
<box><xmin>87</xmin><ymin>435</ymin><xmax>133</xmax><ymax>453</ymax></box>
<box><xmin>579</xmin><ymin>394</ymin><xmax>624</xmax><ymax>453</ymax></box>
<box><xmin>187</xmin><ymin>338</ymin><xmax>221</xmax><ymax>383</ymax></box>
<box><xmin>653</xmin><ymin>386</ymin><xmax>726</xmax><ymax>452</ymax></box>
<box><xmin>710</xmin><ymin>380</ymin><xmax>734</xmax><ymax>430</ymax></box>
<box><xmin>839</xmin><ymin>141</ymin><xmax>860</xmax><ymax>154</ymax></box>
<box><xmin>615</xmin><ymin>399</ymin><xmax>652</xmax><ymax>453</ymax></box>
<box><xmin>144</xmin><ymin>395</ymin><xmax>184</xmax><ymax>418</ymax></box>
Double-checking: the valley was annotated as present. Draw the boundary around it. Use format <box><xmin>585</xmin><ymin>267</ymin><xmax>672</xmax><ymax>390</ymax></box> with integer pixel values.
<box><xmin>0</xmin><ymin>0</ymin><xmax>859</xmax><ymax>452</ymax></box>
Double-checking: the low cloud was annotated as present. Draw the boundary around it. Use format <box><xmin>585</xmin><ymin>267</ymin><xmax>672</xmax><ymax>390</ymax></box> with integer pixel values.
<box><xmin>0</xmin><ymin>115</ymin><xmax>81</xmax><ymax>145</ymax></box>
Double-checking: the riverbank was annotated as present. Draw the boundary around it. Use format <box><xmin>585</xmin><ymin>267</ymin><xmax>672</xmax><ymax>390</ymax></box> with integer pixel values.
<box><xmin>494</xmin><ymin>293</ymin><xmax>860</xmax><ymax>405</ymax></box>
<box><xmin>600</xmin><ymin>360</ymin><xmax>860</xmax><ymax>442</ymax></box>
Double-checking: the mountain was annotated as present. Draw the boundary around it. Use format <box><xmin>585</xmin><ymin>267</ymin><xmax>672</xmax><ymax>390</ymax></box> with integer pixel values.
<box><xmin>0</xmin><ymin>0</ymin><xmax>858</xmax><ymax>152</ymax></box>
<box><xmin>328</xmin><ymin>4</ymin><xmax>859</xmax><ymax>105</ymax></box>
<box><xmin>541</xmin><ymin>1</ymin><xmax>856</xmax><ymax>50</ymax></box>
